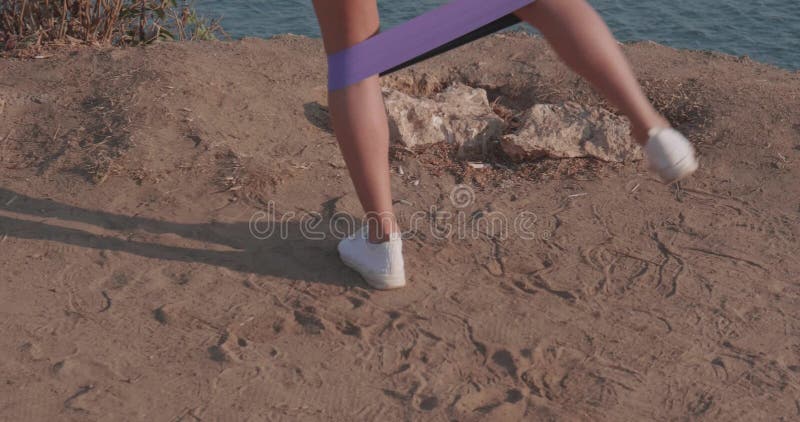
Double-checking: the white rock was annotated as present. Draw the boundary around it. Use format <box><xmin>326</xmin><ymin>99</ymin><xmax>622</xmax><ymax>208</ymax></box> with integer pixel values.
<box><xmin>501</xmin><ymin>102</ymin><xmax>642</xmax><ymax>163</ymax></box>
<box><xmin>383</xmin><ymin>83</ymin><xmax>506</xmax><ymax>160</ymax></box>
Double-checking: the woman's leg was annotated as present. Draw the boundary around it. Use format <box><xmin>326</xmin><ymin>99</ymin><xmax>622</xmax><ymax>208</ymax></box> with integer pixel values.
<box><xmin>312</xmin><ymin>0</ymin><xmax>398</xmax><ymax>243</ymax></box>
<box><xmin>514</xmin><ymin>0</ymin><xmax>669</xmax><ymax>144</ymax></box>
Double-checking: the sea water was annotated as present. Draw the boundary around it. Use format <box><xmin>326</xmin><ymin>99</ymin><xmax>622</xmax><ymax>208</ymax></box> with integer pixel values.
<box><xmin>194</xmin><ymin>0</ymin><xmax>800</xmax><ymax>70</ymax></box>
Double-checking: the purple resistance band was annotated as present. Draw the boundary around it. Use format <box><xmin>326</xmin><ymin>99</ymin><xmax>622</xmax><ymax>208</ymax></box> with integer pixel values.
<box><xmin>327</xmin><ymin>0</ymin><xmax>537</xmax><ymax>91</ymax></box>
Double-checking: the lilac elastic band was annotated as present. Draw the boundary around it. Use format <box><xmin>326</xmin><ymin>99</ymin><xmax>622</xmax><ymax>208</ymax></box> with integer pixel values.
<box><xmin>327</xmin><ymin>0</ymin><xmax>536</xmax><ymax>91</ymax></box>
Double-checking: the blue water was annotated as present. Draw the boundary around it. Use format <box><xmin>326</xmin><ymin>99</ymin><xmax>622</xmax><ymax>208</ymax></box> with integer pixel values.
<box><xmin>195</xmin><ymin>0</ymin><xmax>800</xmax><ymax>70</ymax></box>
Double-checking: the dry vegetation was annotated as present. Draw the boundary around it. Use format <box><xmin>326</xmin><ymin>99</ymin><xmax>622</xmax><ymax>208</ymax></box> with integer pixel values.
<box><xmin>0</xmin><ymin>0</ymin><xmax>223</xmax><ymax>55</ymax></box>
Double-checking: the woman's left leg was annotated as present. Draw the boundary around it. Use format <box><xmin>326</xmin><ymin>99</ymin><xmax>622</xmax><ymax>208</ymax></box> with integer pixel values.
<box><xmin>312</xmin><ymin>0</ymin><xmax>406</xmax><ymax>290</ymax></box>
<box><xmin>513</xmin><ymin>0</ymin><xmax>667</xmax><ymax>144</ymax></box>
<box><xmin>312</xmin><ymin>0</ymin><xmax>399</xmax><ymax>244</ymax></box>
<box><xmin>513</xmin><ymin>0</ymin><xmax>698</xmax><ymax>182</ymax></box>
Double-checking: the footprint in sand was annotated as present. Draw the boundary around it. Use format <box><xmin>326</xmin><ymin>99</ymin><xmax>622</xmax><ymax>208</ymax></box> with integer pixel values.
<box><xmin>293</xmin><ymin>307</ymin><xmax>326</xmax><ymax>335</ymax></box>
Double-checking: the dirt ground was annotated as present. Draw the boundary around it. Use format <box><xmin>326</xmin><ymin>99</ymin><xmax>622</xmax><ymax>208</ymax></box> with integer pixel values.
<box><xmin>1</xmin><ymin>33</ymin><xmax>799</xmax><ymax>421</ymax></box>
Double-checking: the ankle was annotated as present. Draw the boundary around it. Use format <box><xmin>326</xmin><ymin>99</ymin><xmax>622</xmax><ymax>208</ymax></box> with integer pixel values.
<box><xmin>368</xmin><ymin>227</ymin><xmax>400</xmax><ymax>244</ymax></box>
<box><xmin>365</xmin><ymin>216</ymin><xmax>401</xmax><ymax>244</ymax></box>
<box><xmin>632</xmin><ymin>116</ymin><xmax>670</xmax><ymax>145</ymax></box>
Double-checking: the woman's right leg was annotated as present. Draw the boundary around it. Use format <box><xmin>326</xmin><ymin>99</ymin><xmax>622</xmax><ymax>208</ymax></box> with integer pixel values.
<box><xmin>312</xmin><ymin>0</ymin><xmax>398</xmax><ymax>243</ymax></box>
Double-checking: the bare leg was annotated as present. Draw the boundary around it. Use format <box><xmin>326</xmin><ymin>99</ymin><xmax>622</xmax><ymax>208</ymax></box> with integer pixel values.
<box><xmin>514</xmin><ymin>0</ymin><xmax>669</xmax><ymax>144</ymax></box>
<box><xmin>312</xmin><ymin>0</ymin><xmax>398</xmax><ymax>243</ymax></box>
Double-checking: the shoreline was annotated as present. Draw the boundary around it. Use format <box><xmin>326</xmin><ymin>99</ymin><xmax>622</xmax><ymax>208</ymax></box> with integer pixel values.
<box><xmin>3</xmin><ymin>31</ymin><xmax>800</xmax><ymax>73</ymax></box>
<box><xmin>265</xmin><ymin>31</ymin><xmax>800</xmax><ymax>73</ymax></box>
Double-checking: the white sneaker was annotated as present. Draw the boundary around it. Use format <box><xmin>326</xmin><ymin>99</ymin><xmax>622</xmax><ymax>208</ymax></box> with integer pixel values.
<box><xmin>337</xmin><ymin>226</ymin><xmax>406</xmax><ymax>290</ymax></box>
<box><xmin>644</xmin><ymin>127</ymin><xmax>699</xmax><ymax>184</ymax></box>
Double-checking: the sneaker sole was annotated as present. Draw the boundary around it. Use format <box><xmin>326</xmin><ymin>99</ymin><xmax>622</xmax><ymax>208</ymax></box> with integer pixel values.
<box><xmin>339</xmin><ymin>254</ymin><xmax>407</xmax><ymax>290</ymax></box>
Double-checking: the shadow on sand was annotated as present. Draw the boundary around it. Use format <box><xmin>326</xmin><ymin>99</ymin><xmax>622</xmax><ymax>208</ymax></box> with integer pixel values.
<box><xmin>0</xmin><ymin>187</ymin><xmax>360</xmax><ymax>287</ymax></box>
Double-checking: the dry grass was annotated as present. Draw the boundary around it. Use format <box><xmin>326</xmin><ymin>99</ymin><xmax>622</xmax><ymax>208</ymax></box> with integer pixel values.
<box><xmin>0</xmin><ymin>0</ymin><xmax>224</xmax><ymax>54</ymax></box>
<box><xmin>641</xmin><ymin>78</ymin><xmax>711</xmax><ymax>135</ymax></box>
<box><xmin>214</xmin><ymin>149</ymin><xmax>283</xmax><ymax>209</ymax></box>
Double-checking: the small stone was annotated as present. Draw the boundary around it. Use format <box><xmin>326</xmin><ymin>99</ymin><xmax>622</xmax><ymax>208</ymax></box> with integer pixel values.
<box><xmin>329</xmin><ymin>155</ymin><xmax>347</xmax><ymax>169</ymax></box>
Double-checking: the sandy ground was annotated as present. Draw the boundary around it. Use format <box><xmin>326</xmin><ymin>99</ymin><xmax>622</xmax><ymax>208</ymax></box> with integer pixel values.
<box><xmin>1</xmin><ymin>33</ymin><xmax>799</xmax><ymax>421</ymax></box>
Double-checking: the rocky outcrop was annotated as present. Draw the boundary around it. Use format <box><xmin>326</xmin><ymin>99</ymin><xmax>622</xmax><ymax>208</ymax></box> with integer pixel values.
<box><xmin>383</xmin><ymin>83</ymin><xmax>506</xmax><ymax>160</ymax></box>
<box><xmin>383</xmin><ymin>81</ymin><xmax>642</xmax><ymax>163</ymax></box>
<box><xmin>501</xmin><ymin>102</ymin><xmax>642</xmax><ymax>163</ymax></box>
